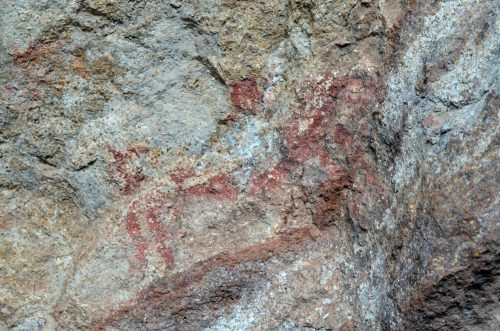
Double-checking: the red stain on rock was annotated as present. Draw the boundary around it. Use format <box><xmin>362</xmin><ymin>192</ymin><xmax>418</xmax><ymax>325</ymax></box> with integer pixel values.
<box><xmin>124</xmin><ymin>187</ymin><xmax>175</xmax><ymax>267</ymax></box>
<box><xmin>321</xmin><ymin>157</ymin><xmax>347</xmax><ymax>179</ymax></box>
<box><xmin>283</xmin><ymin>75</ymin><xmax>372</xmax><ymax>167</ymax></box>
<box><xmin>144</xmin><ymin>191</ymin><xmax>170</xmax><ymax>237</ymax></box>
<box><xmin>144</xmin><ymin>190</ymin><xmax>175</xmax><ymax>265</ymax></box>
<box><xmin>332</xmin><ymin>124</ymin><xmax>353</xmax><ymax>148</ymax></box>
<box><xmin>170</xmin><ymin>167</ymin><xmax>240</xmax><ymax>202</ymax></box>
<box><xmin>284</xmin><ymin>109</ymin><xmax>328</xmax><ymax>163</ymax></box>
<box><xmin>187</xmin><ymin>174</ymin><xmax>239</xmax><ymax>201</ymax></box>
<box><xmin>250</xmin><ymin>75</ymin><xmax>364</xmax><ymax>197</ymax></box>
<box><xmin>129</xmin><ymin>146</ymin><xmax>150</xmax><ymax>155</ymax></box>
<box><xmin>230</xmin><ymin>78</ymin><xmax>261</xmax><ymax>112</ymax></box>
<box><xmin>108</xmin><ymin>146</ymin><xmax>151</xmax><ymax>195</ymax></box>
<box><xmin>122</xmin><ymin>172</ymin><xmax>145</xmax><ymax>195</ymax></box>
<box><xmin>125</xmin><ymin>201</ymin><xmax>148</xmax><ymax>264</ymax></box>
<box><xmin>170</xmin><ymin>167</ymin><xmax>198</xmax><ymax>189</ymax></box>
<box><xmin>97</xmin><ymin>226</ymin><xmax>321</xmax><ymax>330</ymax></box>
<box><xmin>297</xmin><ymin>74</ymin><xmax>376</xmax><ymax>110</ymax></box>
<box><xmin>282</xmin><ymin>73</ymin><xmax>388</xmax><ymax>228</ymax></box>
<box><xmin>3</xmin><ymin>37</ymin><xmax>100</xmax><ymax>112</ymax></box>
<box><xmin>3</xmin><ymin>38</ymin><xmax>70</xmax><ymax>111</ymax></box>
<box><xmin>13</xmin><ymin>39</ymin><xmax>64</xmax><ymax>66</ymax></box>
<box><xmin>249</xmin><ymin>162</ymin><xmax>291</xmax><ymax>194</ymax></box>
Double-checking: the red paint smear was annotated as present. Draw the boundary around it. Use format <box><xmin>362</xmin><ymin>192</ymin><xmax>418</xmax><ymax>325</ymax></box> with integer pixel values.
<box><xmin>297</xmin><ymin>74</ymin><xmax>372</xmax><ymax>110</ymax></box>
<box><xmin>327</xmin><ymin>76</ymin><xmax>365</xmax><ymax>101</ymax></box>
<box><xmin>3</xmin><ymin>38</ymin><xmax>71</xmax><ymax>108</ymax></box>
<box><xmin>128</xmin><ymin>146</ymin><xmax>150</xmax><ymax>156</ymax></box>
<box><xmin>109</xmin><ymin>149</ymin><xmax>125</xmax><ymax>162</ymax></box>
<box><xmin>284</xmin><ymin>75</ymin><xmax>374</xmax><ymax>167</ymax></box>
<box><xmin>124</xmin><ymin>187</ymin><xmax>176</xmax><ymax>267</ymax></box>
<box><xmin>156</xmin><ymin>245</ymin><xmax>175</xmax><ymax>266</ymax></box>
<box><xmin>13</xmin><ymin>39</ymin><xmax>64</xmax><ymax>66</ymax></box>
<box><xmin>332</xmin><ymin>124</ymin><xmax>353</xmax><ymax>148</ymax></box>
<box><xmin>108</xmin><ymin>146</ymin><xmax>151</xmax><ymax>195</ymax></box>
<box><xmin>187</xmin><ymin>174</ymin><xmax>239</xmax><ymax>201</ymax></box>
<box><xmin>170</xmin><ymin>167</ymin><xmax>197</xmax><ymax>189</ymax></box>
<box><xmin>276</xmin><ymin>74</ymin><xmax>379</xmax><ymax>198</ymax></box>
<box><xmin>230</xmin><ymin>78</ymin><xmax>261</xmax><ymax>112</ymax></box>
<box><xmin>125</xmin><ymin>201</ymin><xmax>147</xmax><ymax>264</ymax></box>
<box><xmin>284</xmin><ymin>109</ymin><xmax>328</xmax><ymax>164</ymax></box>
<box><xmin>144</xmin><ymin>190</ymin><xmax>175</xmax><ymax>266</ymax></box>
<box><xmin>249</xmin><ymin>162</ymin><xmax>291</xmax><ymax>194</ymax></box>
<box><xmin>318</xmin><ymin>149</ymin><xmax>347</xmax><ymax>179</ymax></box>
<box><xmin>283</xmin><ymin>76</ymin><xmax>363</xmax><ymax>165</ymax></box>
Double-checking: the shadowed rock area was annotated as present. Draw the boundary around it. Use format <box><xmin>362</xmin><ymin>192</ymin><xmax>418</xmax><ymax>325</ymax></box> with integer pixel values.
<box><xmin>0</xmin><ymin>0</ymin><xmax>498</xmax><ymax>330</ymax></box>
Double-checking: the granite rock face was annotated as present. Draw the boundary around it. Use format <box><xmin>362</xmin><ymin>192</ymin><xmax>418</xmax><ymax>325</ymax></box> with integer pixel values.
<box><xmin>0</xmin><ymin>0</ymin><xmax>498</xmax><ymax>330</ymax></box>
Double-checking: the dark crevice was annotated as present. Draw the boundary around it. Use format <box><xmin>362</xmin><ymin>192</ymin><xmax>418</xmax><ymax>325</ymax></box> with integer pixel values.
<box><xmin>193</xmin><ymin>55</ymin><xmax>226</xmax><ymax>86</ymax></box>
<box><xmin>36</xmin><ymin>155</ymin><xmax>57</xmax><ymax>167</ymax></box>
<box><xmin>75</xmin><ymin>158</ymin><xmax>97</xmax><ymax>171</ymax></box>
<box><xmin>77</xmin><ymin>1</ymin><xmax>123</xmax><ymax>25</ymax></box>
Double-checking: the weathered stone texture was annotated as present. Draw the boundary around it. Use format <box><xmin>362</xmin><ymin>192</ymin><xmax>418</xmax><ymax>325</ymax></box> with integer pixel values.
<box><xmin>0</xmin><ymin>0</ymin><xmax>498</xmax><ymax>330</ymax></box>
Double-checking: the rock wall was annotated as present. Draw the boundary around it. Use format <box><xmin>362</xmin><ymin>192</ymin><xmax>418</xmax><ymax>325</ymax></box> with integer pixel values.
<box><xmin>0</xmin><ymin>0</ymin><xmax>498</xmax><ymax>330</ymax></box>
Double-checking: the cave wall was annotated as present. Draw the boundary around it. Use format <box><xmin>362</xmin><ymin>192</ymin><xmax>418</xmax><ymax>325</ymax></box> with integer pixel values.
<box><xmin>0</xmin><ymin>0</ymin><xmax>498</xmax><ymax>330</ymax></box>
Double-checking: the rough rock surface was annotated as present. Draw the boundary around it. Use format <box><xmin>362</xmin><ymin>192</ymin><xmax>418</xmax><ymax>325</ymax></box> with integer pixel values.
<box><xmin>0</xmin><ymin>0</ymin><xmax>498</xmax><ymax>330</ymax></box>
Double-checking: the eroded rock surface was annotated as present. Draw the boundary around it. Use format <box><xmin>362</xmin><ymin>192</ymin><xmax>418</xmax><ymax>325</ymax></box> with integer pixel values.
<box><xmin>0</xmin><ymin>0</ymin><xmax>498</xmax><ymax>330</ymax></box>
